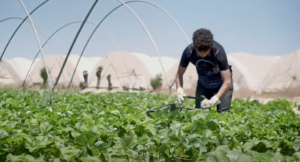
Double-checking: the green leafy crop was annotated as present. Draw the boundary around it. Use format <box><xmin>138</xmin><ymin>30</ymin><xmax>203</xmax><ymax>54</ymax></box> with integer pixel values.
<box><xmin>0</xmin><ymin>89</ymin><xmax>300</xmax><ymax>162</ymax></box>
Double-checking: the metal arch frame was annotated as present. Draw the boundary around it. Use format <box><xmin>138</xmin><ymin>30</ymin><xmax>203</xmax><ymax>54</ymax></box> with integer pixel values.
<box><xmin>67</xmin><ymin>0</ymin><xmax>190</xmax><ymax>89</ymax></box>
<box><xmin>116</xmin><ymin>0</ymin><xmax>175</xmax><ymax>88</ymax></box>
<box><xmin>129</xmin><ymin>0</ymin><xmax>190</xmax><ymax>44</ymax></box>
<box><xmin>0</xmin><ymin>17</ymin><xmax>58</xmax><ymax>85</ymax></box>
<box><xmin>0</xmin><ymin>0</ymin><xmax>50</xmax><ymax>61</ymax></box>
<box><xmin>22</xmin><ymin>20</ymin><xmax>120</xmax><ymax>87</ymax></box>
<box><xmin>18</xmin><ymin>0</ymin><xmax>52</xmax><ymax>88</ymax></box>
<box><xmin>51</xmin><ymin>0</ymin><xmax>99</xmax><ymax>93</ymax></box>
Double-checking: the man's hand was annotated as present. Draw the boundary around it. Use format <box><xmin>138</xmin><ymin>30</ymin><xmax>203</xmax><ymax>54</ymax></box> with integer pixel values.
<box><xmin>200</xmin><ymin>95</ymin><xmax>211</xmax><ymax>108</ymax></box>
<box><xmin>201</xmin><ymin>95</ymin><xmax>221</xmax><ymax>109</ymax></box>
<box><xmin>177</xmin><ymin>87</ymin><xmax>186</xmax><ymax>102</ymax></box>
<box><xmin>210</xmin><ymin>95</ymin><xmax>221</xmax><ymax>106</ymax></box>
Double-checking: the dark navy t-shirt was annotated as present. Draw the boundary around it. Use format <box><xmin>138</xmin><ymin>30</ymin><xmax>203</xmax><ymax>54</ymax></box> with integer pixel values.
<box><xmin>179</xmin><ymin>40</ymin><xmax>230</xmax><ymax>89</ymax></box>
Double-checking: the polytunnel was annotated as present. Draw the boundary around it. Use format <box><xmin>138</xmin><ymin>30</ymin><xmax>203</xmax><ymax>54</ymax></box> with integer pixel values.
<box><xmin>128</xmin><ymin>52</ymin><xmax>177</xmax><ymax>89</ymax></box>
<box><xmin>0</xmin><ymin>59</ymin><xmax>20</xmax><ymax>84</ymax></box>
<box><xmin>129</xmin><ymin>52</ymin><xmax>161</xmax><ymax>77</ymax></box>
<box><xmin>0</xmin><ymin>57</ymin><xmax>40</xmax><ymax>85</ymax></box>
<box><xmin>258</xmin><ymin>49</ymin><xmax>300</xmax><ymax>93</ymax></box>
<box><xmin>229</xmin><ymin>52</ymin><xmax>280</xmax><ymax>91</ymax></box>
<box><xmin>152</xmin><ymin>56</ymin><xmax>177</xmax><ymax>86</ymax></box>
<box><xmin>227</xmin><ymin>56</ymin><xmax>255</xmax><ymax>91</ymax></box>
<box><xmin>27</xmin><ymin>55</ymin><xmax>81</xmax><ymax>86</ymax></box>
<box><xmin>152</xmin><ymin>56</ymin><xmax>177</xmax><ymax>72</ymax></box>
<box><xmin>89</xmin><ymin>51</ymin><xmax>158</xmax><ymax>89</ymax></box>
<box><xmin>8</xmin><ymin>57</ymin><xmax>34</xmax><ymax>82</ymax></box>
<box><xmin>85</xmin><ymin>57</ymin><xmax>102</xmax><ymax>69</ymax></box>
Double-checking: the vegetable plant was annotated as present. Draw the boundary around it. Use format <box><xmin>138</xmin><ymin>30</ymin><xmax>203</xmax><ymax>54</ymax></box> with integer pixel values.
<box><xmin>0</xmin><ymin>89</ymin><xmax>300</xmax><ymax>162</ymax></box>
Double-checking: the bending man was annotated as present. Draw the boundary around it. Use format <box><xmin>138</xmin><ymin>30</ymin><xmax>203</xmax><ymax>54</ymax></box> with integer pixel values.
<box><xmin>175</xmin><ymin>28</ymin><xmax>233</xmax><ymax>113</ymax></box>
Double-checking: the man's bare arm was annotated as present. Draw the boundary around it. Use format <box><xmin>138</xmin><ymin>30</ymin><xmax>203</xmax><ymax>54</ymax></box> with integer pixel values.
<box><xmin>175</xmin><ymin>66</ymin><xmax>186</xmax><ymax>89</ymax></box>
<box><xmin>216</xmin><ymin>69</ymin><xmax>231</xmax><ymax>99</ymax></box>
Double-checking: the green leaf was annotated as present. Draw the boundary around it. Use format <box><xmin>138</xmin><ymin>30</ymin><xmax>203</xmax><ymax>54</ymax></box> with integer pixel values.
<box><xmin>75</xmin><ymin>131</ymin><xmax>98</xmax><ymax>147</ymax></box>
<box><xmin>59</xmin><ymin>145</ymin><xmax>81</xmax><ymax>161</ymax></box>
<box><xmin>170</xmin><ymin>122</ymin><xmax>181</xmax><ymax>137</ymax></box>
<box><xmin>121</xmin><ymin>136</ymin><xmax>135</xmax><ymax>149</ymax></box>
<box><xmin>39</xmin><ymin>122</ymin><xmax>53</xmax><ymax>133</ymax></box>
<box><xmin>80</xmin><ymin>155</ymin><xmax>101</xmax><ymax>162</ymax></box>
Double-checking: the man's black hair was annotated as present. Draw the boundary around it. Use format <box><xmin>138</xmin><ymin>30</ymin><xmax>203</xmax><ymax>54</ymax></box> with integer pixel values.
<box><xmin>192</xmin><ymin>28</ymin><xmax>214</xmax><ymax>52</ymax></box>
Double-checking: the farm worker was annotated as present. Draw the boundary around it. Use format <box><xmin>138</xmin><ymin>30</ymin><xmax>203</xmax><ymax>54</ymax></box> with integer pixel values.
<box><xmin>175</xmin><ymin>28</ymin><xmax>233</xmax><ymax>113</ymax></box>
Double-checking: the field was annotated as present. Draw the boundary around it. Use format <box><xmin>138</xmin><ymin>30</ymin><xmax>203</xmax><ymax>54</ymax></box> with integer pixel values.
<box><xmin>1</xmin><ymin>89</ymin><xmax>300</xmax><ymax>162</ymax></box>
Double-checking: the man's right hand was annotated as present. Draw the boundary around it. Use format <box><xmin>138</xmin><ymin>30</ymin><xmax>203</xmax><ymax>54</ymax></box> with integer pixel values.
<box><xmin>177</xmin><ymin>87</ymin><xmax>186</xmax><ymax>102</ymax></box>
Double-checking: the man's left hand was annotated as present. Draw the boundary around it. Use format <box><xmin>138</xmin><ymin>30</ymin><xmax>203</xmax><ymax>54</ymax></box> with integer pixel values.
<box><xmin>201</xmin><ymin>95</ymin><xmax>221</xmax><ymax>108</ymax></box>
<box><xmin>210</xmin><ymin>95</ymin><xmax>221</xmax><ymax>106</ymax></box>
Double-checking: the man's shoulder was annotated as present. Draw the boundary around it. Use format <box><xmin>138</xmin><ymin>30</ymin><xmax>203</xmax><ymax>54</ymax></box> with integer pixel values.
<box><xmin>213</xmin><ymin>40</ymin><xmax>225</xmax><ymax>50</ymax></box>
<box><xmin>212</xmin><ymin>40</ymin><xmax>226</xmax><ymax>56</ymax></box>
<box><xmin>185</xmin><ymin>43</ymin><xmax>195</xmax><ymax>57</ymax></box>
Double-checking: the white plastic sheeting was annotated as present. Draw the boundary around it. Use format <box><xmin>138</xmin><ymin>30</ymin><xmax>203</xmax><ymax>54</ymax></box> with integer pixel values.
<box><xmin>27</xmin><ymin>55</ymin><xmax>81</xmax><ymax>86</ymax></box>
<box><xmin>258</xmin><ymin>50</ymin><xmax>300</xmax><ymax>93</ymax></box>
<box><xmin>0</xmin><ymin>60</ymin><xmax>20</xmax><ymax>84</ymax></box>
<box><xmin>152</xmin><ymin>56</ymin><xmax>177</xmax><ymax>73</ymax></box>
<box><xmin>1</xmin><ymin>49</ymin><xmax>299</xmax><ymax>92</ymax></box>
<box><xmin>8</xmin><ymin>57</ymin><xmax>34</xmax><ymax>81</ymax></box>
<box><xmin>88</xmin><ymin>52</ymin><xmax>178</xmax><ymax>89</ymax></box>
<box><xmin>89</xmin><ymin>51</ymin><xmax>152</xmax><ymax>89</ymax></box>
<box><xmin>229</xmin><ymin>52</ymin><xmax>280</xmax><ymax>91</ymax></box>
<box><xmin>0</xmin><ymin>57</ymin><xmax>39</xmax><ymax>85</ymax></box>
<box><xmin>130</xmin><ymin>52</ymin><xmax>161</xmax><ymax>77</ymax></box>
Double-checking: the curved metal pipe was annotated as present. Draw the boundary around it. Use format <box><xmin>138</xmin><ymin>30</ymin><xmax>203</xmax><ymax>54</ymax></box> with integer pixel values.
<box><xmin>52</xmin><ymin>0</ymin><xmax>99</xmax><ymax>93</ymax></box>
<box><xmin>0</xmin><ymin>17</ymin><xmax>57</xmax><ymax>84</ymax></box>
<box><xmin>120</xmin><ymin>0</ymin><xmax>170</xmax><ymax>87</ymax></box>
<box><xmin>18</xmin><ymin>0</ymin><xmax>52</xmax><ymax>88</ymax></box>
<box><xmin>68</xmin><ymin>0</ymin><xmax>186</xmax><ymax>89</ymax></box>
<box><xmin>22</xmin><ymin>20</ymin><xmax>120</xmax><ymax>87</ymax></box>
<box><xmin>129</xmin><ymin>0</ymin><xmax>189</xmax><ymax>43</ymax></box>
<box><xmin>130</xmin><ymin>0</ymin><xmax>190</xmax><ymax>89</ymax></box>
<box><xmin>0</xmin><ymin>0</ymin><xmax>49</xmax><ymax>62</ymax></box>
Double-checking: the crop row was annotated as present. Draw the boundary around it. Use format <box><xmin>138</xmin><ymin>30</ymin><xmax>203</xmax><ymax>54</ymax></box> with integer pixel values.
<box><xmin>0</xmin><ymin>89</ymin><xmax>300</xmax><ymax>162</ymax></box>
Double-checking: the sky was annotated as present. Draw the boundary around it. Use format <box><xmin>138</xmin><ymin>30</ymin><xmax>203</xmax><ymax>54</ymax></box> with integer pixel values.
<box><xmin>0</xmin><ymin>0</ymin><xmax>299</xmax><ymax>60</ymax></box>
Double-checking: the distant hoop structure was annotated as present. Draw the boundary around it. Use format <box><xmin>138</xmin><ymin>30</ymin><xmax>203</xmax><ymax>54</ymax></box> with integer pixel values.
<box><xmin>22</xmin><ymin>20</ymin><xmax>120</xmax><ymax>87</ymax></box>
<box><xmin>0</xmin><ymin>0</ymin><xmax>50</xmax><ymax>62</ymax></box>
<box><xmin>67</xmin><ymin>0</ymin><xmax>190</xmax><ymax>90</ymax></box>
<box><xmin>0</xmin><ymin>17</ymin><xmax>58</xmax><ymax>85</ymax></box>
